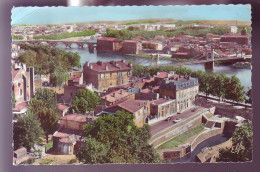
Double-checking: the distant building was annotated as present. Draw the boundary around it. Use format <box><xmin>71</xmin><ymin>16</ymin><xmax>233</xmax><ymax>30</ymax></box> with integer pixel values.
<box><xmin>230</xmin><ymin>26</ymin><xmax>238</xmax><ymax>34</ymax></box>
<box><xmin>157</xmin><ymin>72</ymin><xmax>199</xmax><ymax>113</ymax></box>
<box><xmin>53</xmin><ymin>114</ymin><xmax>97</xmax><ymax>155</ymax></box>
<box><xmin>103</xmin><ymin>99</ymin><xmax>150</xmax><ymax>127</ymax></box>
<box><xmin>150</xmin><ymin>98</ymin><xmax>176</xmax><ymax>118</ymax></box>
<box><xmin>83</xmin><ymin>60</ymin><xmax>132</xmax><ymax>91</ymax></box>
<box><xmin>121</xmin><ymin>40</ymin><xmax>142</xmax><ymax>54</ymax></box>
<box><xmin>96</xmin><ymin>37</ymin><xmax>123</xmax><ymax>52</ymax></box>
<box><xmin>12</xmin><ymin>63</ymin><xmax>35</xmax><ymax>119</ymax></box>
<box><xmin>13</xmin><ymin>147</ymin><xmax>32</xmax><ymax>165</ymax></box>
<box><xmin>100</xmin><ymin>89</ymin><xmax>132</xmax><ymax>107</ymax></box>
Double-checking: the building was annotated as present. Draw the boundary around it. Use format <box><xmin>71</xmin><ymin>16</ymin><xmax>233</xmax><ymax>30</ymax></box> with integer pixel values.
<box><xmin>100</xmin><ymin>89</ymin><xmax>131</xmax><ymax>107</ymax></box>
<box><xmin>57</xmin><ymin>104</ymin><xmax>69</xmax><ymax>117</ymax></box>
<box><xmin>150</xmin><ymin>98</ymin><xmax>176</xmax><ymax>118</ymax></box>
<box><xmin>13</xmin><ymin>147</ymin><xmax>32</xmax><ymax>165</ymax></box>
<box><xmin>83</xmin><ymin>60</ymin><xmax>132</xmax><ymax>91</ymax></box>
<box><xmin>64</xmin><ymin>84</ymin><xmax>94</xmax><ymax>104</ymax></box>
<box><xmin>12</xmin><ymin>62</ymin><xmax>35</xmax><ymax>119</ymax></box>
<box><xmin>142</xmin><ymin>41</ymin><xmax>163</xmax><ymax>50</ymax></box>
<box><xmin>157</xmin><ymin>72</ymin><xmax>199</xmax><ymax>113</ymax></box>
<box><xmin>103</xmin><ymin>99</ymin><xmax>150</xmax><ymax>127</ymax></box>
<box><xmin>53</xmin><ymin>114</ymin><xmax>97</xmax><ymax>155</ymax></box>
<box><xmin>121</xmin><ymin>40</ymin><xmax>142</xmax><ymax>54</ymax></box>
<box><xmin>230</xmin><ymin>26</ymin><xmax>238</xmax><ymax>34</ymax></box>
<box><xmin>96</xmin><ymin>37</ymin><xmax>123</xmax><ymax>52</ymax></box>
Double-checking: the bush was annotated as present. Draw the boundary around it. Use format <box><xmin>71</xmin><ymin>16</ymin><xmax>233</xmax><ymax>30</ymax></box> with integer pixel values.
<box><xmin>39</xmin><ymin>159</ymin><xmax>53</xmax><ymax>165</ymax></box>
<box><xmin>45</xmin><ymin>141</ymin><xmax>53</xmax><ymax>152</ymax></box>
<box><xmin>68</xmin><ymin>158</ymin><xmax>77</xmax><ymax>164</ymax></box>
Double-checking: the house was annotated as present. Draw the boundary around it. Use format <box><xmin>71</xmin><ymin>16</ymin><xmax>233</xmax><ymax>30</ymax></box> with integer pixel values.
<box><xmin>96</xmin><ymin>37</ymin><xmax>123</xmax><ymax>52</ymax></box>
<box><xmin>157</xmin><ymin>72</ymin><xmax>199</xmax><ymax>113</ymax></box>
<box><xmin>150</xmin><ymin>98</ymin><xmax>176</xmax><ymax>118</ymax></box>
<box><xmin>64</xmin><ymin>84</ymin><xmax>94</xmax><ymax>104</ymax></box>
<box><xmin>13</xmin><ymin>147</ymin><xmax>32</xmax><ymax>165</ymax></box>
<box><xmin>53</xmin><ymin>114</ymin><xmax>97</xmax><ymax>155</ymax></box>
<box><xmin>103</xmin><ymin>99</ymin><xmax>150</xmax><ymax>127</ymax></box>
<box><xmin>12</xmin><ymin>62</ymin><xmax>35</xmax><ymax>119</ymax></box>
<box><xmin>83</xmin><ymin>60</ymin><xmax>132</xmax><ymax>91</ymax></box>
<box><xmin>100</xmin><ymin>89</ymin><xmax>131</xmax><ymax>107</ymax></box>
<box><xmin>57</xmin><ymin>104</ymin><xmax>69</xmax><ymax>117</ymax></box>
<box><xmin>142</xmin><ymin>41</ymin><xmax>163</xmax><ymax>50</ymax></box>
<box><xmin>121</xmin><ymin>40</ymin><xmax>142</xmax><ymax>54</ymax></box>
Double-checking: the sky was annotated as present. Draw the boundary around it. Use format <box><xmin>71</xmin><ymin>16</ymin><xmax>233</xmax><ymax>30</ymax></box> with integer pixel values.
<box><xmin>11</xmin><ymin>5</ymin><xmax>251</xmax><ymax>25</ymax></box>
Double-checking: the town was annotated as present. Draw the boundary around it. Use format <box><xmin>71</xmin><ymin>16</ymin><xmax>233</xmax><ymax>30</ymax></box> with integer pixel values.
<box><xmin>12</xmin><ymin>19</ymin><xmax>252</xmax><ymax>164</ymax></box>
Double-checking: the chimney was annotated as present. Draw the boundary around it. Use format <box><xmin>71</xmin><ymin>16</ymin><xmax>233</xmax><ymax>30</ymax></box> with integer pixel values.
<box><xmin>122</xmin><ymin>59</ymin><xmax>125</xmax><ymax>63</ymax></box>
<box><xmin>105</xmin><ymin>65</ymin><xmax>108</xmax><ymax>71</ymax></box>
<box><xmin>90</xmin><ymin>65</ymin><xmax>93</xmax><ymax>69</ymax></box>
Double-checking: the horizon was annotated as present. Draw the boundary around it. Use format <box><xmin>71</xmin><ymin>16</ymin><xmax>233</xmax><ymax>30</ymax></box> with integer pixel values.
<box><xmin>11</xmin><ymin>5</ymin><xmax>251</xmax><ymax>25</ymax></box>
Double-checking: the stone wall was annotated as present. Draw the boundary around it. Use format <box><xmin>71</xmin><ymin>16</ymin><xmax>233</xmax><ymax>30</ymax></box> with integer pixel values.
<box><xmin>150</xmin><ymin>114</ymin><xmax>202</xmax><ymax>148</ymax></box>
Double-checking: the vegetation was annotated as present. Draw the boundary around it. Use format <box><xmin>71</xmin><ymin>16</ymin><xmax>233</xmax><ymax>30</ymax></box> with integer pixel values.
<box><xmin>246</xmin><ymin>88</ymin><xmax>252</xmax><ymax>104</ymax></box>
<box><xmin>13</xmin><ymin>113</ymin><xmax>44</xmax><ymax>150</ymax></box>
<box><xmin>76</xmin><ymin>110</ymin><xmax>161</xmax><ymax>163</ymax></box>
<box><xmin>12</xmin><ymin>34</ymin><xmax>24</xmax><ymax>40</ymax></box>
<box><xmin>68</xmin><ymin>158</ymin><xmax>77</xmax><ymax>164</ymax></box>
<box><xmin>36</xmin><ymin>107</ymin><xmax>59</xmax><ymax>143</ymax></box>
<box><xmin>233</xmin><ymin>62</ymin><xmax>251</xmax><ymax>66</ymax></box>
<box><xmin>28</xmin><ymin>88</ymin><xmax>59</xmax><ymax>143</ymax></box>
<box><xmin>132</xmin><ymin>64</ymin><xmax>245</xmax><ymax>103</ymax></box>
<box><xmin>123</xmin><ymin>20</ymin><xmax>156</xmax><ymax>25</ymax></box>
<box><xmin>17</xmin><ymin>44</ymin><xmax>81</xmax><ymax>86</ymax></box>
<box><xmin>12</xmin><ymin>93</ymin><xmax>16</xmax><ymax>108</ymax></box>
<box><xmin>39</xmin><ymin>159</ymin><xmax>53</xmax><ymax>165</ymax></box>
<box><xmin>34</xmin><ymin>88</ymin><xmax>58</xmax><ymax>111</ymax></box>
<box><xmin>104</xmin><ymin>26</ymin><xmax>230</xmax><ymax>40</ymax></box>
<box><xmin>217</xmin><ymin>123</ymin><xmax>252</xmax><ymax>162</ymax></box>
<box><xmin>21</xmin><ymin>158</ymin><xmax>36</xmax><ymax>165</ymax></box>
<box><xmin>45</xmin><ymin>141</ymin><xmax>53</xmax><ymax>152</ymax></box>
<box><xmin>34</xmin><ymin>29</ymin><xmax>96</xmax><ymax>40</ymax></box>
<box><xmin>157</xmin><ymin>124</ymin><xmax>205</xmax><ymax>150</ymax></box>
<box><xmin>71</xmin><ymin>89</ymin><xmax>100</xmax><ymax>113</ymax></box>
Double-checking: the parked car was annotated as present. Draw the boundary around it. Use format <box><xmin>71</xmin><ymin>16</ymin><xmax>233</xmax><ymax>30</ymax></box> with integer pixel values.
<box><xmin>173</xmin><ymin>118</ymin><xmax>182</xmax><ymax>123</ymax></box>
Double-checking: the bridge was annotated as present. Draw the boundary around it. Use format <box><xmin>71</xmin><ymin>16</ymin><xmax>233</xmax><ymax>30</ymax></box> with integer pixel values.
<box><xmin>13</xmin><ymin>40</ymin><xmax>97</xmax><ymax>49</ymax></box>
<box><xmin>152</xmin><ymin>53</ymin><xmax>251</xmax><ymax>70</ymax></box>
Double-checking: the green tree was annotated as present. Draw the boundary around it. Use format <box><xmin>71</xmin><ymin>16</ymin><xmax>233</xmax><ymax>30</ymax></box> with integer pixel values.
<box><xmin>217</xmin><ymin>123</ymin><xmax>252</xmax><ymax>162</ymax></box>
<box><xmin>224</xmin><ymin>75</ymin><xmax>245</xmax><ymax>104</ymax></box>
<box><xmin>34</xmin><ymin>88</ymin><xmax>57</xmax><ymax>111</ymax></box>
<box><xmin>27</xmin><ymin>98</ymin><xmax>45</xmax><ymax>114</ymax></box>
<box><xmin>246</xmin><ymin>88</ymin><xmax>252</xmax><ymax>104</ymax></box>
<box><xmin>12</xmin><ymin>93</ymin><xmax>16</xmax><ymax>108</ymax></box>
<box><xmin>36</xmin><ymin>107</ymin><xmax>59</xmax><ymax>143</ymax></box>
<box><xmin>214</xmin><ymin>73</ymin><xmax>228</xmax><ymax>101</ymax></box>
<box><xmin>13</xmin><ymin>113</ymin><xmax>44</xmax><ymax>150</ymax></box>
<box><xmin>17</xmin><ymin>50</ymin><xmax>37</xmax><ymax>67</ymax></box>
<box><xmin>71</xmin><ymin>89</ymin><xmax>99</xmax><ymax>113</ymax></box>
<box><xmin>76</xmin><ymin>137</ymin><xmax>109</xmax><ymax>164</ymax></box>
<box><xmin>77</xmin><ymin>110</ymin><xmax>161</xmax><ymax>163</ymax></box>
<box><xmin>50</xmin><ymin>65</ymin><xmax>69</xmax><ymax>87</ymax></box>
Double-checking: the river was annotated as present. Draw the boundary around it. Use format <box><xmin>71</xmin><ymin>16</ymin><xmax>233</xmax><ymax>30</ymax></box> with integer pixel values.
<box><xmin>56</xmin><ymin>43</ymin><xmax>252</xmax><ymax>91</ymax></box>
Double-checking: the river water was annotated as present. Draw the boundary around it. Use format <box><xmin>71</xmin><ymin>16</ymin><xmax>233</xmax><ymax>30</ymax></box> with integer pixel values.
<box><xmin>56</xmin><ymin>43</ymin><xmax>252</xmax><ymax>91</ymax></box>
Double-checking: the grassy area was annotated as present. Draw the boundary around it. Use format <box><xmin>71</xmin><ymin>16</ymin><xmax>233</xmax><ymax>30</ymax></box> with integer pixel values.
<box><xmin>157</xmin><ymin>124</ymin><xmax>205</xmax><ymax>150</ymax></box>
<box><xmin>12</xmin><ymin>35</ymin><xmax>24</xmax><ymax>40</ymax></box>
<box><xmin>34</xmin><ymin>29</ymin><xmax>96</xmax><ymax>40</ymax></box>
<box><xmin>172</xmin><ymin>57</ymin><xmax>190</xmax><ymax>61</ymax></box>
<box><xmin>123</xmin><ymin>20</ymin><xmax>156</xmax><ymax>25</ymax></box>
<box><xmin>233</xmin><ymin>62</ymin><xmax>251</xmax><ymax>66</ymax></box>
<box><xmin>39</xmin><ymin>159</ymin><xmax>53</xmax><ymax>165</ymax></box>
<box><xmin>126</xmin><ymin>54</ymin><xmax>153</xmax><ymax>59</ymax></box>
<box><xmin>45</xmin><ymin>141</ymin><xmax>53</xmax><ymax>152</ymax></box>
<box><xmin>67</xmin><ymin>158</ymin><xmax>77</xmax><ymax>164</ymax></box>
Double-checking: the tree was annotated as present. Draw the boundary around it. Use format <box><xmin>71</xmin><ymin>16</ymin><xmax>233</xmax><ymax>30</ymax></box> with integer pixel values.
<box><xmin>27</xmin><ymin>98</ymin><xmax>45</xmax><ymax>114</ymax></box>
<box><xmin>224</xmin><ymin>75</ymin><xmax>245</xmax><ymax>104</ymax></box>
<box><xmin>34</xmin><ymin>88</ymin><xmax>57</xmax><ymax>111</ymax></box>
<box><xmin>214</xmin><ymin>73</ymin><xmax>228</xmax><ymax>101</ymax></box>
<box><xmin>12</xmin><ymin>93</ymin><xmax>16</xmax><ymax>108</ymax></box>
<box><xmin>13</xmin><ymin>113</ymin><xmax>44</xmax><ymax>150</ymax></box>
<box><xmin>50</xmin><ymin>64</ymin><xmax>69</xmax><ymax>87</ymax></box>
<box><xmin>17</xmin><ymin>50</ymin><xmax>37</xmax><ymax>67</ymax></box>
<box><xmin>36</xmin><ymin>107</ymin><xmax>59</xmax><ymax>143</ymax></box>
<box><xmin>246</xmin><ymin>88</ymin><xmax>252</xmax><ymax>104</ymax></box>
<box><xmin>71</xmin><ymin>89</ymin><xmax>99</xmax><ymax>113</ymax></box>
<box><xmin>77</xmin><ymin>110</ymin><xmax>161</xmax><ymax>163</ymax></box>
<box><xmin>76</xmin><ymin>137</ymin><xmax>109</xmax><ymax>164</ymax></box>
<box><xmin>217</xmin><ymin>123</ymin><xmax>252</xmax><ymax>162</ymax></box>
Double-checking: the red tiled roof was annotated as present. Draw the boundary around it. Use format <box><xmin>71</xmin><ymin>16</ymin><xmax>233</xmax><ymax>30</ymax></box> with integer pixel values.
<box><xmin>13</xmin><ymin>102</ymin><xmax>28</xmax><ymax>111</ymax></box>
<box><xmin>118</xmin><ymin>99</ymin><xmax>148</xmax><ymax>114</ymax></box>
<box><xmin>153</xmin><ymin>86</ymin><xmax>160</xmax><ymax>90</ymax></box>
<box><xmin>152</xmin><ymin>98</ymin><xmax>173</xmax><ymax>106</ymax></box>
<box><xmin>141</xmin><ymin>88</ymin><xmax>152</xmax><ymax>93</ymax></box>
<box><xmin>101</xmin><ymin>89</ymin><xmax>130</xmax><ymax>103</ymax></box>
<box><xmin>60</xmin><ymin>114</ymin><xmax>87</xmax><ymax>123</ymax></box>
<box><xmin>69</xmin><ymin>73</ymin><xmax>82</xmax><ymax>82</ymax></box>
<box><xmin>14</xmin><ymin>147</ymin><xmax>27</xmax><ymax>154</ymax></box>
<box><xmin>222</xmin><ymin>34</ymin><xmax>248</xmax><ymax>38</ymax></box>
<box><xmin>157</xmin><ymin>72</ymin><xmax>168</xmax><ymax>78</ymax></box>
<box><xmin>89</xmin><ymin>61</ymin><xmax>132</xmax><ymax>72</ymax></box>
<box><xmin>57</xmin><ymin>104</ymin><xmax>69</xmax><ymax>111</ymax></box>
<box><xmin>98</xmin><ymin>37</ymin><xmax>122</xmax><ymax>42</ymax></box>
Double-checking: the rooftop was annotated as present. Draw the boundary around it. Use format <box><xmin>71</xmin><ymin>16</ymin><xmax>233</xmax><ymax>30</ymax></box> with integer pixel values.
<box><xmin>101</xmin><ymin>89</ymin><xmax>130</xmax><ymax>103</ymax></box>
<box><xmin>86</xmin><ymin>60</ymin><xmax>132</xmax><ymax>72</ymax></box>
<box><xmin>60</xmin><ymin>113</ymin><xmax>96</xmax><ymax>123</ymax></box>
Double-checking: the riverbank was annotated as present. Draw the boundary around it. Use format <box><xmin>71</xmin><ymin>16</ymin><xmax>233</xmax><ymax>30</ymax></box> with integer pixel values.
<box><xmin>126</xmin><ymin>53</ymin><xmax>190</xmax><ymax>62</ymax></box>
